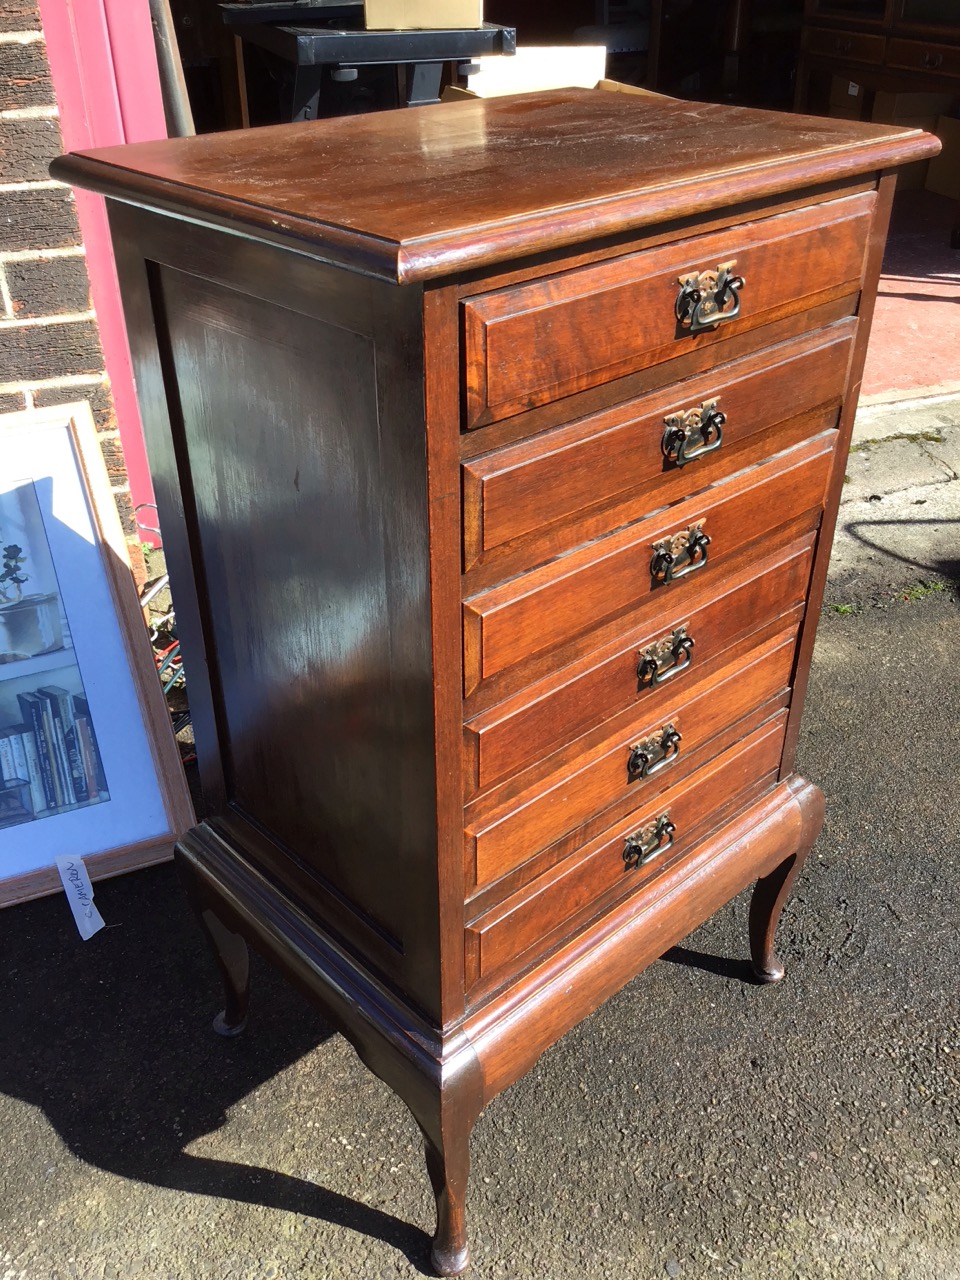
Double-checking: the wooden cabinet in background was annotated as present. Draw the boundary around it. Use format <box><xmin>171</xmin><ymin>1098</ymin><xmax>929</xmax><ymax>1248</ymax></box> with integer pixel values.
<box><xmin>53</xmin><ymin>90</ymin><xmax>937</xmax><ymax>1275</ymax></box>
<box><xmin>797</xmin><ymin>0</ymin><xmax>960</xmax><ymax>113</ymax></box>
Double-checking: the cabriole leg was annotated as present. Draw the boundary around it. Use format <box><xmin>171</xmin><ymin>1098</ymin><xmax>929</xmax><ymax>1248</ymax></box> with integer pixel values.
<box><xmin>420</xmin><ymin>1120</ymin><xmax>472</xmax><ymax>1277</ymax></box>
<box><xmin>176</xmin><ymin>845</ymin><xmax>251</xmax><ymax>1036</ymax></box>
<box><xmin>749</xmin><ymin>852</ymin><xmax>803</xmax><ymax>983</ymax></box>
<box><xmin>201</xmin><ymin>907</ymin><xmax>250</xmax><ymax>1036</ymax></box>
<box><xmin>749</xmin><ymin>781</ymin><xmax>824</xmax><ymax>983</ymax></box>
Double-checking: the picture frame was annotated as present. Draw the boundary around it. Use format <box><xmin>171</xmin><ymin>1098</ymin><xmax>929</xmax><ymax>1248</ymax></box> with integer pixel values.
<box><xmin>0</xmin><ymin>402</ymin><xmax>194</xmax><ymax>907</ymax></box>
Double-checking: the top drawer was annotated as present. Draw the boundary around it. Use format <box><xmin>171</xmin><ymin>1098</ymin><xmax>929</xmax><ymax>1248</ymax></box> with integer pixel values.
<box><xmin>461</xmin><ymin>192</ymin><xmax>875</xmax><ymax>430</ymax></box>
<box><xmin>802</xmin><ymin>26</ymin><xmax>886</xmax><ymax>65</ymax></box>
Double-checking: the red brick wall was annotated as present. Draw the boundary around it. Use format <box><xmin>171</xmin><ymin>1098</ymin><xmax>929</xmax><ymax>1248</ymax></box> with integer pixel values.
<box><xmin>0</xmin><ymin>0</ymin><xmax>144</xmax><ymax>578</ymax></box>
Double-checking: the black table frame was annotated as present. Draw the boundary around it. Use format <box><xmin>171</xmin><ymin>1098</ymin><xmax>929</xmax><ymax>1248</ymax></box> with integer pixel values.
<box><xmin>224</xmin><ymin>14</ymin><xmax>517</xmax><ymax>117</ymax></box>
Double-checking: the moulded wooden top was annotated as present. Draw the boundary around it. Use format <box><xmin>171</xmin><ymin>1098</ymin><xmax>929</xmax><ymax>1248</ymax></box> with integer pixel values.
<box><xmin>51</xmin><ymin>88</ymin><xmax>940</xmax><ymax>284</ymax></box>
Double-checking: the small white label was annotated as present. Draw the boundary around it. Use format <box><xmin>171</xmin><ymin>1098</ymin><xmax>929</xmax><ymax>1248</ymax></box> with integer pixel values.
<box><xmin>848</xmin><ymin>82</ymin><xmax>860</xmax><ymax>96</ymax></box>
<box><xmin>56</xmin><ymin>856</ymin><xmax>106</xmax><ymax>940</ymax></box>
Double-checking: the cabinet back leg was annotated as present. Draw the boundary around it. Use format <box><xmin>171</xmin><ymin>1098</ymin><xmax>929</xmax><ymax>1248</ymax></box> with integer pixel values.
<box><xmin>203</xmin><ymin>908</ymin><xmax>251</xmax><ymax>1036</ymax></box>
<box><xmin>176</xmin><ymin>846</ymin><xmax>251</xmax><ymax>1035</ymax></box>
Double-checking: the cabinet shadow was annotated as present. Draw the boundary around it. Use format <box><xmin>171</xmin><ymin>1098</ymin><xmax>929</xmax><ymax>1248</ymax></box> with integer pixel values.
<box><xmin>0</xmin><ymin>862</ymin><xmax>435</xmax><ymax>1272</ymax></box>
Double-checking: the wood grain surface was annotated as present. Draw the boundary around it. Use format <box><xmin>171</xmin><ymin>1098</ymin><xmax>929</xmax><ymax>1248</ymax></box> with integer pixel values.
<box><xmin>463</xmin><ymin>536</ymin><xmax>815</xmax><ymax>798</ymax></box>
<box><xmin>51</xmin><ymin>88</ymin><xmax>939</xmax><ymax>283</ymax></box>
<box><xmin>466</xmin><ymin>713</ymin><xmax>788</xmax><ymax>989</ymax></box>
<box><xmin>461</xmin><ymin>194</ymin><xmax>872</xmax><ymax>428</ymax></box>
<box><xmin>463</xmin><ymin>432</ymin><xmax>834</xmax><ymax>698</ymax></box>
<box><xmin>55</xmin><ymin>85</ymin><xmax>922</xmax><ymax>1274</ymax></box>
<box><xmin>462</xmin><ymin>323</ymin><xmax>854</xmax><ymax>570</ymax></box>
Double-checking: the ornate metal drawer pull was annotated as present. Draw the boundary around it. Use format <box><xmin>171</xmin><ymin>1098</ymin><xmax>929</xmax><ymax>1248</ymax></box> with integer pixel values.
<box><xmin>662</xmin><ymin>397</ymin><xmax>726</xmax><ymax>467</ymax></box>
<box><xmin>650</xmin><ymin>522</ymin><xmax>710</xmax><ymax>584</ymax></box>
<box><xmin>637</xmin><ymin>625</ymin><xmax>695</xmax><ymax>690</ymax></box>
<box><xmin>627</xmin><ymin>723</ymin><xmax>682</xmax><ymax>781</ymax></box>
<box><xmin>623</xmin><ymin>813</ymin><xmax>676</xmax><ymax>869</ymax></box>
<box><xmin>675</xmin><ymin>260</ymin><xmax>744</xmax><ymax>334</ymax></box>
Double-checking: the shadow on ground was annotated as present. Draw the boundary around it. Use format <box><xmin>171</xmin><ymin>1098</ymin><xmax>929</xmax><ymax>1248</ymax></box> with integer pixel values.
<box><xmin>0</xmin><ymin>871</ymin><xmax>435</xmax><ymax>1271</ymax></box>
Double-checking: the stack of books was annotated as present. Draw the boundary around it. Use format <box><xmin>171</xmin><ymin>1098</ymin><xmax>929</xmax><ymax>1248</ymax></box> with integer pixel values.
<box><xmin>0</xmin><ymin>685</ymin><xmax>107</xmax><ymax>827</ymax></box>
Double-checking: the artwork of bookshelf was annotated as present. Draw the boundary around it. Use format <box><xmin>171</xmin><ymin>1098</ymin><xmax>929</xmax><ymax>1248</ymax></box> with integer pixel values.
<box><xmin>0</xmin><ymin>403</ymin><xmax>194</xmax><ymax>908</ymax></box>
<box><xmin>0</xmin><ymin>479</ymin><xmax>109</xmax><ymax>827</ymax></box>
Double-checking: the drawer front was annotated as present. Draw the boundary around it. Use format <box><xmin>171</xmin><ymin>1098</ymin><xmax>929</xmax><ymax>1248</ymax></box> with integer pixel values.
<box><xmin>463</xmin><ymin>324</ymin><xmax>854</xmax><ymax>571</ymax></box>
<box><xmin>461</xmin><ymin>192</ymin><xmax>874</xmax><ymax>430</ymax></box>
<box><xmin>463</xmin><ymin>431</ymin><xmax>834</xmax><ymax>697</ymax></box>
<box><xmin>466</xmin><ymin>713</ymin><xmax>787</xmax><ymax>987</ymax></box>
<box><xmin>803</xmin><ymin>26</ymin><xmax>886</xmax><ymax>63</ymax></box>
<box><xmin>468</xmin><ymin>627</ymin><xmax>797</xmax><ymax>889</ymax></box>
<box><xmin>886</xmin><ymin>37</ymin><xmax>960</xmax><ymax>75</ymax></box>
<box><xmin>464</xmin><ymin>535</ymin><xmax>814</xmax><ymax>798</ymax></box>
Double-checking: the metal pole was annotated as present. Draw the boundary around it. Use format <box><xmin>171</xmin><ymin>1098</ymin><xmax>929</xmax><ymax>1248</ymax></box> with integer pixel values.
<box><xmin>148</xmin><ymin>0</ymin><xmax>196</xmax><ymax>137</ymax></box>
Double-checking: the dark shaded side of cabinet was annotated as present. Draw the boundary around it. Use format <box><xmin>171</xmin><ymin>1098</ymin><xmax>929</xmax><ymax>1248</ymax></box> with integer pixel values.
<box><xmin>107</xmin><ymin>203</ymin><xmax>449</xmax><ymax>1021</ymax></box>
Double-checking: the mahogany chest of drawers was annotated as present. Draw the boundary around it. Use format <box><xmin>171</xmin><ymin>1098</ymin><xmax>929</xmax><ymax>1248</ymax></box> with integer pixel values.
<box><xmin>53</xmin><ymin>89</ymin><xmax>937</xmax><ymax>1274</ymax></box>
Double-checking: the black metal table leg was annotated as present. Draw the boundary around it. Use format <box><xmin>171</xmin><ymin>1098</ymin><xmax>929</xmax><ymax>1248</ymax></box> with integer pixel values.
<box><xmin>291</xmin><ymin>63</ymin><xmax>324</xmax><ymax>121</ymax></box>
<box><xmin>405</xmin><ymin>61</ymin><xmax>444</xmax><ymax>107</ymax></box>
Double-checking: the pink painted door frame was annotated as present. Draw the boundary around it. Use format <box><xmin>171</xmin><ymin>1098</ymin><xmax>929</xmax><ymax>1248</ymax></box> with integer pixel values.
<box><xmin>38</xmin><ymin>0</ymin><xmax>167</xmax><ymax>544</ymax></box>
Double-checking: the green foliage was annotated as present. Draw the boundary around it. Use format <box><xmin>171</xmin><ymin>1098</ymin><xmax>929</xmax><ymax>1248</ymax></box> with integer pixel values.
<box><xmin>902</xmin><ymin>580</ymin><xmax>945</xmax><ymax>602</ymax></box>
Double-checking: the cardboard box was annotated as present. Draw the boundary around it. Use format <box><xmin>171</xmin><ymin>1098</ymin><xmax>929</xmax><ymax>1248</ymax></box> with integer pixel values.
<box><xmin>873</xmin><ymin>91</ymin><xmax>957</xmax><ymax>125</ymax></box>
<box><xmin>829</xmin><ymin>75</ymin><xmax>864</xmax><ymax>112</ymax></box>
<box><xmin>364</xmin><ymin>0</ymin><xmax>484</xmax><ymax>30</ymax></box>
<box><xmin>926</xmin><ymin>115</ymin><xmax>960</xmax><ymax>200</ymax></box>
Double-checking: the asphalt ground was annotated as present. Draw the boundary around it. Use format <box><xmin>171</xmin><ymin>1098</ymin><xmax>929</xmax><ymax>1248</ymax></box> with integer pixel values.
<box><xmin>1</xmin><ymin>407</ymin><xmax>959</xmax><ymax>1280</ymax></box>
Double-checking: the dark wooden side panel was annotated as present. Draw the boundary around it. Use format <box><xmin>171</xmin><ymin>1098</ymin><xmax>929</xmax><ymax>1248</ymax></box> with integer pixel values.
<box><xmin>108</xmin><ymin>203</ymin><xmax>443</xmax><ymax>1020</ymax></box>
<box><xmin>157</xmin><ymin>268</ymin><xmax>396</xmax><ymax>889</ymax></box>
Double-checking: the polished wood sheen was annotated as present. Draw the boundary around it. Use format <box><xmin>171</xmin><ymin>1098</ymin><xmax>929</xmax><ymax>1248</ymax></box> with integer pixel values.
<box><xmin>53</xmin><ymin>89</ymin><xmax>938</xmax><ymax>1276</ymax></box>
<box><xmin>468</xmin><ymin>627</ymin><xmax>798</xmax><ymax>889</ymax></box>
<box><xmin>461</xmin><ymin>194</ymin><xmax>873</xmax><ymax>429</ymax></box>
<box><xmin>463</xmin><ymin>535</ymin><xmax>816</xmax><ymax>797</ymax></box>
<box><xmin>466</xmin><ymin>713</ymin><xmax>789</xmax><ymax>990</ymax></box>
<box><xmin>462</xmin><ymin>432</ymin><xmax>834</xmax><ymax>698</ymax></box>
<box><xmin>461</xmin><ymin>325</ymin><xmax>855</xmax><ymax>571</ymax></box>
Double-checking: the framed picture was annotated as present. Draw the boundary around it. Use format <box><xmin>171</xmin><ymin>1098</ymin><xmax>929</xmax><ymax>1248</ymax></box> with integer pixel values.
<box><xmin>0</xmin><ymin>402</ymin><xmax>194</xmax><ymax>907</ymax></box>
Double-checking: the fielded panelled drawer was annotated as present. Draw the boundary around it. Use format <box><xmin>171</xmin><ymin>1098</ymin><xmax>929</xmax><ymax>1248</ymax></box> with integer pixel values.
<box><xmin>54</xmin><ymin>88</ymin><xmax>939</xmax><ymax>1277</ymax></box>
<box><xmin>461</xmin><ymin>192</ymin><xmax>875</xmax><ymax>429</ymax></box>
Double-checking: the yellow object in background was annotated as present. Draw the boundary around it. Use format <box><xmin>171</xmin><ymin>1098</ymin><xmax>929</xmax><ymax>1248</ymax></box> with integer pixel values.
<box><xmin>364</xmin><ymin>0</ymin><xmax>484</xmax><ymax>30</ymax></box>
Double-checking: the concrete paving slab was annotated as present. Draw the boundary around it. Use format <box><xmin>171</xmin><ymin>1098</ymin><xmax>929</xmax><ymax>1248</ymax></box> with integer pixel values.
<box><xmin>832</xmin><ymin>479</ymin><xmax>960</xmax><ymax>586</ymax></box>
<box><xmin>842</xmin><ymin>437</ymin><xmax>954</xmax><ymax>506</ymax></box>
<box><xmin>853</xmin><ymin>395</ymin><xmax>960</xmax><ymax>447</ymax></box>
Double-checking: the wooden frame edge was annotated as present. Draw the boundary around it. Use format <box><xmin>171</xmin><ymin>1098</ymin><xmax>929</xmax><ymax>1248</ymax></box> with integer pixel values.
<box><xmin>0</xmin><ymin>400</ymin><xmax>194</xmax><ymax>909</ymax></box>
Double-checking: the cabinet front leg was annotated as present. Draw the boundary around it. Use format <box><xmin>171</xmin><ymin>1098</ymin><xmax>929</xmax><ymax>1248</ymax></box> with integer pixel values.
<box><xmin>420</xmin><ymin>1119</ymin><xmax>472</xmax><ymax>1277</ymax></box>
<box><xmin>750</xmin><ymin>781</ymin><xmax>824</xmax><ymax>983</ymax></box>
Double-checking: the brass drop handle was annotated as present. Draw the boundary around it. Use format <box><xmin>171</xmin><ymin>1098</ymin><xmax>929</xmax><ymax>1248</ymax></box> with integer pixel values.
<box><xmin>661</xmin><ymin>398</ymin><xmax>725</xmax><ymax>467</ymax></box>
<box><xmin>623</xmin><ymin>813</ymin><xmax>676</xmax><ymax>870</ymax></box>
<box><xmin>636</xmin><ymin>625</ymin><xmax>695</xmax><ymax>690</ymax></box>
<box><xmin>923</xmin><ymin>50</ymin><xmax>943</xmax><ymax>69</ymax></box>
<box><xmin>650</xmin><ymin>522</ymin><xmax>711</xmax><ymax>584</ymax></box>
<box><xmin>675</xmin><ymin>260</ymin><xmax>744</xmax><ymax>334</ymax></box>
<box><xmin>628</xmin><ymin>723</ymin><xmax>682</xmax><ymax>781</ymax></box>
<box><xmin>836</xmin><ymin>36</ymin><xmax>853</xmax><ymax>54</ymax></box>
